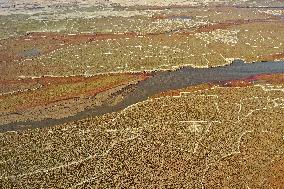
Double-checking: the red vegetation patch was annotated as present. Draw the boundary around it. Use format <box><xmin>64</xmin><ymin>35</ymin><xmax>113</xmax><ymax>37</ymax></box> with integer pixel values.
<box><xmin>221</xmin><ymin>73</ymin><xmax>284</xmax><ymax>87</ymax></box>
<box><xmin>0</xmin><ymin>18</ymin><xmax>280</xmax><ymax>67</ymax></box>
<box><xmin>220</xmin><ymin>79</ymin><xmax>253</xmax><ymax>87</ymax></box>
<box><xmin>0</xmin><ymin>32</ymin><xmax>138</xmax><ymax>64</ymax></box>
<box><xmin>252</xmin><ymin>73</ymin><xmax>284</xmax><ymax>84</ymax></box>
<box><xmin>258</xmin><ymin>53</ymin><xmax>284</xmax><ymax>61</ymax></box>
<box><xmin>196</xmin><ymin>18</ymin><xmax>278</xmax><ymax>33</ymax></box>
<box><xmin>0</xmin><ymin>72</ymin><xmax>151</xmax><ymax>111</ymax></box>
<box><xmin>0</xmin><ymin>72</ymin><xmax>146</xmax><ymax>89</ymax></box>
<box><xmin>152</xmin><ymin>73</ymin><xmax>283</xmax><ymax>98</ymax></box>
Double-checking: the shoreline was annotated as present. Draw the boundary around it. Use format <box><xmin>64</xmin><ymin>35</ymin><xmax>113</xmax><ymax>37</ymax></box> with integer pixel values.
<box><xmin>0</xmin><ymin>60</ymin><xmax>283</xmax><ymax>133</ymax></box>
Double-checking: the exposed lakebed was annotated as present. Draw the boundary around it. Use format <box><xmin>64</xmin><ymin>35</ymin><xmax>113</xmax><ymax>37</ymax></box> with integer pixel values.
<box><xmin>1</xmin><ymin>60</ymin><xmax>283</xmax><ymax>132</ymax></box>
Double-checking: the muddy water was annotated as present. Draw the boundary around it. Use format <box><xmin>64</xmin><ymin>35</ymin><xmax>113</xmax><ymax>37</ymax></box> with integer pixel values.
<box><xmin>1</xmin><ymin>60</ymin><xmax>283</xmax><ymax>132</ymax></box>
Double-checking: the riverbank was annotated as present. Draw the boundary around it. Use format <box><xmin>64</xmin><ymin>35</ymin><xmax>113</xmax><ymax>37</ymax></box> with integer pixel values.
<box><xmin>1</xmin><ymin>60</ymin><xmax>283</xmax><ymax>132</ymax></box>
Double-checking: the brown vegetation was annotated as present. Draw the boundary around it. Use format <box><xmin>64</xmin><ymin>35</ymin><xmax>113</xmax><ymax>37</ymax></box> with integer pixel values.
<box><xmin>1</xmin><ymin>83</ymin><xmax>283</xmax><ymax>188</ymax></box>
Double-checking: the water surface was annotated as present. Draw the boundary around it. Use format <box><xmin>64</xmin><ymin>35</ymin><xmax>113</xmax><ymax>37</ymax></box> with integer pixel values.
<box><xmin>1</xmin><ymin>60</ymin><xmax>283</xmax><ymax>132</ymax></box>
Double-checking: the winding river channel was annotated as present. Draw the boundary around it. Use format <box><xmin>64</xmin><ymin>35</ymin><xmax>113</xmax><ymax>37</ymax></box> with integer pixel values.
<box><xmin>1</xmin><ymin>60</ymin><xmax>283</xmax><ymax>132</ymax></box>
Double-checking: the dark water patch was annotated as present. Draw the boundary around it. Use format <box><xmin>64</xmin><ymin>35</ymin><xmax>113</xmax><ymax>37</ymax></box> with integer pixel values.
<box><xmin>0</xmin><ymin>60</ymin><xmax>283</xmax><ymax>132</ymax></box>
<box><xmin>19</xmin><ymin>48</ymin><xmax>41</xmax><ymax>58</ymax></box>
<box><xmin>168</xmin><ymin>15</ymin><xmax>193</xmax><ymax>20</ymax></box>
